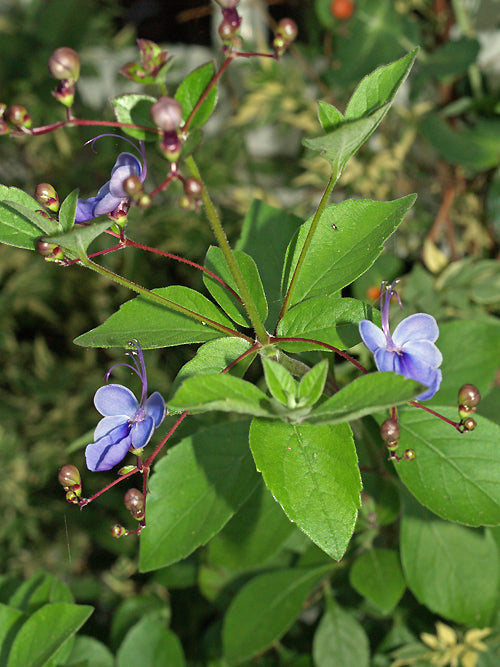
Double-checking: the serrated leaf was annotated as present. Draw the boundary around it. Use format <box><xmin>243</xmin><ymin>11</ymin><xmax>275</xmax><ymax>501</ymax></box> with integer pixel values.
<box><xmin>312</xmin><ymin>603</ymin><xmax>370</xmax><ymax>667</ymax></box>
<box><xmin>7</xmin><ymin>602</ymin><xmax>93</xmax><ymax>667</ymax></box>
<box><xmin>139</xmin><ymin>421</ymin><xmax>259</xmax><ymax>571</ymax></box>
<box><xmin>111</xmin><ymin>94</ymin><xmax>159</xmax><ymax>142</ymax></box>
<box><xmin>203</xmin><ymin>246</ymin><xmax>268</xmax><ymax>327</ymax></box>
<box><xmin>74</xmin><ymin>285</ymin><xmax>237</xmax><ymax>349</ymax></box>
<box><xmin>168</xmin><ymin>374</ymin><xmax>274</xmax><ymax>418</ymax></box>
<box><xmin>281</xmin><ymin>196</ymin><xmax>415</xmax><ymax>310</ymax></box>
<box><xmin>395</xmin><ymin>408</ymin><xmax>500</xmax><ymax>526</ymax></box>
<box><xmin>277</xmin><ymin>296</ymin><xmax>380</xmax><ymax>352</ymax></box>
<box><xmin>236</xmin><ymin>200</ymin><xmax>303</xmax><ymax>328</ymax></box>
<box><xmin>223</xmin><ymin>565</ymin><xmax>332</xmax><ymax>664</ymax></box>
<box><xmin>349</xmin><ymin>549</ymin><xmax>406</xmax><ymax>614</ymax></box>
<box><xmin>45</xmin><ymin>219</ymin><xmax>114</xmax><ymax>258</ymax></box>
<box><xmin>58</xmin><ymin>189</ymin><xmax>79</xmax><ymax>232</ymax></box>
<box><xmin>401</xmin><ymin>499</ymin><xmax>498</xmax><ymax>626</ymax></box>
<box><xmin>249</xmin><ymin>419</ymin><xmax>361</xmax><ymax>559</ymax></box>
<box><xmin>262</xmin><ymin>357</ymin><xmax>297</xmax><ymax>406</ymax></box>
<box><xmin>175</xmin><ymin>61</ymin><xmax>218</xmax><ymax>131</ymax></box>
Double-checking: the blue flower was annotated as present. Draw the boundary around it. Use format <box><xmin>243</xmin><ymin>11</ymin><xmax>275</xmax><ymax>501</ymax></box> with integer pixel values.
<box><xmin>359</xmin><ymin>281</ymin><xmax>442</xmax><ymax>401</ymax></box>
<box><xmin>85</xmin><ymin>341</ymin><xmax>165</xmax><ymax>472</ymax></box>
<box><xmin>75</xmin><ymin>142</ymin><xmax>146</xmax><ymax>223</ymax></box>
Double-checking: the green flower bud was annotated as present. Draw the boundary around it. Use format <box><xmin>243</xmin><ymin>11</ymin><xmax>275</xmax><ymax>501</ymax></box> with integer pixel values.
<box><xmin>150</xmin><ymin>96</ymin><xmax>183</xmax><ymax>132</ymax></box>
<box><xmin>404</xmin><ymin>449</ymin><xmax>416</xmax><ymax>461</ymax></box>
<box><xmin>35</xmin><ymin>183</ymin><xmax>59</xmax><ymax>212</ymax></box>
<box><xmin>6</xmin><ymin>105</ymin><xmax>32</xmax><ymax>130</ymax></box>
<box><xmin>58</xmin><ymin>464</ymin><xmax>81</xmax><ymax>488</ymax></box>
<box><xmin>159</xmin><ymin>132</ymin><xmax>182</xmax><ymax>162</ymax></box>
<box><xmin>65</xmin><ymin>489</ymin><xmax>80</xmax><ymax>504</ymax></box>
<box><xmin>111</xmin><ymin>524</ymin><xmax>128</xmax><ymax>538</ymax></box>
<box><xmin>49</xmin><ymin>47</ymin><xmax>80</xmax><ymax>81</ymax></box>
<box><xmin>124</xmin><ymin>488</ymin><xmax>145</xmax><ymax>520</ymax></box>
<box><xmin>118</xmin><ymin>465</ymin><xmax>137</xmax><ymax>476</ymax></box>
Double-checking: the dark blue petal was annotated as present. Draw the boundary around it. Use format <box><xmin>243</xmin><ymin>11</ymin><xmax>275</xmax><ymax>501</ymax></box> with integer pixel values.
<box><xmin>75</xmin><ymin>197</ymin><xmax>99</xmax><ymax>223</ymax></box>
<box><xmin>94</xmin><ymin>384</ymin><xmax>138</xmax><ymax>417</ymax></box>
<box><xmin>394</xmin><ymin>353</ymin><xmax>442</xmax><ymax>400</ymax></box>
<box><xmin>85</xmin><ymin>422</ymin><xmax>132</xmax><ymax>471</ymax></box>
<box><xmin>110</xmin><ymin>152</ymin><xmax>142</xmax><ymax>177</ymax></box>
<box><xmin>145</xmin><ymin>391</ymin><xmax>166</xmax><ymax>428</ymax></box>
<box><xmin>93</xmin><ymin>191</ymin><xmax>123</xmax><ymax>216</ymax></box>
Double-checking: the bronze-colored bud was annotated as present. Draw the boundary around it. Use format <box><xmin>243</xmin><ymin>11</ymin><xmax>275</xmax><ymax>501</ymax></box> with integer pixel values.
<box><xmin>124</xmin><ymin>488</ymin><xmax>145</xmax><ymax>520</ymax></box>
<box><xmin>122</xmin><ymin>174</ymin><xmax>142</xmax><ymax>196</ymax></box>
<box><xmin>458</xmin><ymin>384</ymin><xmax>481</xmax><ymax>409</ymax></box>
<box><xmin>37</xmin><ymin>240</ymin><xmax>57</xmax><ymax>256</ymax></box>
<box><xmin>49</xmin><ymin>47</ymin><xmax>80</xmax><ymax>81</ymax></box>
<box><xmin>58</xmin><ymin>464</ymin><xmax>81</xmax><ymax>488</ymax></box>
<box><xmin>380</xmin><ymin>418</ymin><xmax>400</xmax><ymax>444</ymax></box>
<box><xmin>463</xmin><ymin>417</ymin><xmax>477</xmax><ymax>432</ymax></box>
<box><xmin>218</xmin><ymin>19</ymin><xmax>238</xmax><ymax>41</ymax></box>
<box><xmin>35</xmin><ymin>183</ymin><xmax>59</xmax><ymax>211</ymax></box>
<box><xmin>150</xmin><ymin>96</ymin><xmax>183</xmax><ymax>132</ymax></box>
<box><xmin>6</xmin><ymin>105</ymin><xmax>32</xmax><ymax>129</ymax></box>
<box><xmin>276</xmin><ymin>18</ymin><xmax>298</xmax><ymax>42</ymax></box>
<box><xmin>184</xmin><ymin>177</ymin><xmax>203</xmax><ymax>199</ymax></box>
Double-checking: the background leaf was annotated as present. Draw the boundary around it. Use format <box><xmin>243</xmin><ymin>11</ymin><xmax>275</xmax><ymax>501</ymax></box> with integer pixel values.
<box><xmin>175</xmin><ymin>61</ymin><xmax>218</xmax><ymax>131</ymax></box>
<box><xmin>116</xmin><ymin>615</ymin><xmax>185</xmax><ymax>667</ymax></box>
<box><xmin>349</xmin><ymin>549</ymin><xmax>406</xmax><ymax>614</ymax></box>
<box><xmin>312</xmin><ymin>603</ymin><xmax>370</xmax><ymax>667</ymax></box>
<box><xmin>111</xmin><ymin>94</ymin><xmax>159</xmax><ymax>141</ymax></box>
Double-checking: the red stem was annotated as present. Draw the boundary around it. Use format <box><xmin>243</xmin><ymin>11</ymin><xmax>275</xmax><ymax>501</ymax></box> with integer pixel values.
<box><xmin>408</xmin><ymin>400</ymin><xmax>462</xmax><ymax>430</ymax></box>
<box><xmin>15</xmin><ymin>118</ymin><xmax>161</xmax><ymax>138</ymax></box>
<box><xmin>271</xmin><ymin>336</ymin><xmax>368</xmax><ymax>374</ymax></box>
<box><xmin>79</xmin><ymin>466</ymin><xmax>139</xmax><ymax>507</ymax></box>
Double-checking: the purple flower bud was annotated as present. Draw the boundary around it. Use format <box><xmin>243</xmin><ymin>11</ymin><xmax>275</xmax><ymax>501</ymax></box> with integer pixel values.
<box><xmin>49</xmin><ymin>47</ymin><xmax>80</xmax><ymax>81</ymax></box>
<box><xmin>85</xmin><ymin>341</ymin><xmax>165</xmax><ymax>472</ymax></box>
<box><xmin>359</xmin><ymin>281</ymin><xmax>443</xmax><ymax>401</ymax></box>
<box><xmin>150</xmin><ymin>96</ymin><xmax>183</xmax><ymax>132</ymax></box>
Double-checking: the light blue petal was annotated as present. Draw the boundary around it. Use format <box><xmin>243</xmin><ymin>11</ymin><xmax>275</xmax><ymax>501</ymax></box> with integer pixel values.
<box><xmin>359</xmin><ymin>320</ymin><xmax>386</xmax><ymax>353</ymax></box>
<box><xmin>94</xmin><ymin>384</ymin><xmax>138</xmax><ymax>417</ymax></box>
<box><xmin>111</xmin><ymin>152</ymin><xmax>142</xmax><ymax>176</ymax></box>
<box><xmin>374</xmin><ymin>348</ymin><xmax>397</xmax><ymax>372</ymax></box>
<box><xmin>392</xmin><ymin>313</ymin><xmax>439</xmax><ymax>346</ymax></box>
<box><xmin>145</xmin><ymin>391</ymin><xmax>166</xmax><ymax>428</ymax></box>
<box><xmin>109</xmin><ymin>164</ymin><xmax>138</xmax><ymax>197</ymax></box>
<box><xmin>94</xmin><ymin>414</ymin><xmax>128</xmax><ymax>440</ymax></box>
<box><xmin>401</xmin><ymin>340</ymin><xmax>443</xmax><ymax>369</ymax></box>
<box><xmin>130</xmin><ymin>415</ymin><xmax>154</xmax><ymax>449</ymax></box>
<box><xmin>416</xmin><ymin>369</ymin><xmax>442</xmax><ymax>401</ymax></box>
<box><xmin>85</xmin><ymin>422</ymin><xmax>132</xmax><ymax>472</ymax></box>
<box><xmin>95</xmin><ymin>181</ymin><xmax>110</xmax><ymax>200</ymax></box>
<box><xmin>93</xmin><ymin>191</ymin><xmax>122</xmax><ymax>216</ymax></box>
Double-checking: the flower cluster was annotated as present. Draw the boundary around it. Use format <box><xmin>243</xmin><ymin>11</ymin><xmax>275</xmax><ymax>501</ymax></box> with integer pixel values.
<box><xmin>85</xmin><ymin>341</ymin><xmax>165</xmax><ymax>472</ymax></box>
<box><xmin>359</xmin><ymin>281</ymin><xmax>442</xmax><ymax>401</ymax></box>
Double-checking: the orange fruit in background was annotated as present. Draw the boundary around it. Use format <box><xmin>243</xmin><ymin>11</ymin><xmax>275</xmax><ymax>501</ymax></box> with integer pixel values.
<box><xmin>330</xmin><ymin>0</ymin><xmax>355</xmax><ymax>20</ymax></box>
<box><xmin>366</xmin><ymin>285</ymin><xmax>382</xmax><ymax>301</ymax></box>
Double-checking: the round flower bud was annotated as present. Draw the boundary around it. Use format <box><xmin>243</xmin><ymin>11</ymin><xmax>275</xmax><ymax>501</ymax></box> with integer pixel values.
<box><xmin>49</xmin><ymin>47</ymin><xmax>80</xmax><ymax>81</ymax></box>
<box><xmin>35</xmin><ymin>183</ymin><xmax>59</xmax><ymax>211</ymax></box>
<box><xmin>58</xmin><ymin>464</ymin><xmax>81</xmax><ymax>489</ymax></box>
<box><xmin>404</xmin><ymin>449</ymin><xmax>416</xmax><ymax>461</ymax></box>
<box><xmin>463</xmin><ymin>417</ymin><xmax>477</xmax><ymax>432</ymax></box>
<box><xmin>124</xmin><ymin>488</ymin><xmax>145</xmax><ymax>520</ymax></box>
<box><xmin>458</xmin><ymin>384</ymin><xmax>481</xmax><ymax>410</ymax></box>
<box><xmin>215</xmin><ymin>0</ymin><xmax>240</xmax><ymax>7</ymax></box>
<box><xmin>150</xmin><ymin>96</ymin><xmax>183</xmax><ymax>132</ymax></box>
<box><xmin>218</xmin><ymin>18</ymin><xmax>238</xmax><ymax>42</ymax></box>
<box><xmin>111</xmin><ymin>524</ymin><xmax>128</xmax><ymax>538</ymax></box>
<box><xmin>122</xmin><ymin>174</ymin><xmax>142</xmax><ymax>197</ymax></box>
<box><xmin>138</xmin><ymin>193</ymin><xmax>151</xmax><ymax>209</ymax></box>
<box><xmin>184</xmin><ymin>177</ymin><xmax>203</xmax><ymax>200</ymax></box>
<box><xmin>380</xmin><ymin>418</ymin><xmax>400</xmax><ymax>444</ymax></box>
<box><xmin>6</xmin><ymin>105</ymin><xmax>32</xmax><ymax>130</ymax></box>
<box><xmin>276</xmin><ymin>18</ymin><xmax>298</xmax><ymax>43</ymax></box>
<box><xmin>37</xmin><ymin>240</ymin><xmax>57</xmax><ymax>257</ymax></box>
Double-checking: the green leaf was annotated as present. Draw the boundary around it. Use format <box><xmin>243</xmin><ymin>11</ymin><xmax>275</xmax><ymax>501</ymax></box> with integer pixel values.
<box><xmin>139</xmin><ymin>420</ymin><xmax>260</xmax><ymax>571</ymax></box>
<box><xmin>262</xmin><ymin>357</ymin><xmax>297</xmax><ymax>406</ymax></box>
<box><xmin>281</xmin><ymin>196</ymin><xmax>416</xmax><ymax>310</ymax></box>
<box><xmin>58</xmin><ymin>189</ymin><xmax>78</xmax><ymax>232</ymax></box>
<box><xmin>312</xmin><ymin>603</ymin><xmax>370</xmax><ymax>667</ymax></box>
<box><xmin>235</xmin><ymin>200</ymin><xmax>303</xmax><ymax>327</ymax></box>
<box><xmin>429</xmin><ymin>319</ymin><xmax>500</xmax><ymax>406</ymax></box>
<box><xmin>298</xmin><ymin>359</ymin><xmax>329</xmax><ymax>407</ymax></box>
<box><xmin>277</xmin><ymin>296</ymin><xmax>380</xmax><ymax>352</ymax></box>
<box><xmin>44</xmin><ymin>219</ymin><xmax>114</xmax><ymax>258</ymax></box>
<box><xmin>349</xmin><ymin>549</ymin><xmax>406</xmax><ymax>614</ymax></box>
<box><xmin>0</xmin><ymin>604</ymin><xmax>25</xmax><ymax>666</ymax></box>
<box><xmin>74</xmin><ymin>285</ymin><xmax>237</xmax><ymax>349</ymax></box>
<box><xmin>170</xmin><ymin>337</ymin><xmax>254</xmax><ymax>397</ymax></box>
<box><xmin>65</xmin><ymin>636</ymin><xmax>114</xmax><ymax>667</ymax></box>
<box><xmin>486</xmin><ymin>168</ymin><xmax>500</xmax><ymax>241</ymax></box>
<box><xmin>111</xmin><ymin>94</ymin><xmax>159</xmax><ymax>141</ymax></box>
<box><xmin>303</xmin><ymin>50</ymin><xmax>417</xmax><ymax>172</ymax></box>
<box><xmin>222</xmin><ymin>565</ymin><xmax>332</xmax><ymax>664</ymax></box>
<box><xmin>308</xmin><ymin>373</ymin><xmax>422</xmax><ymax>425</ymax></box>
<box><xmin>175</xmin><ymin>61</ymin><xmax>218</xmax><ymax>131</ymax></box>
<box><xmin>249</xmin><ymin>420</ymin><xmax>361</xmax><ymax>559</ymax></box>
<box><xmin>317</xmin><ymin>101</ymin><xmax>344</xmax><ymax>132</ymax></box>
<box><xmin>7</xmin><ymin>602</ymin><xmax>93</xmax><ymax>667</ymax></box>
<box><xmin>418</xmin><ymin>38</ymin><xmax>480</xmax><ymax>81</ymax></box>
<box><xmin>0</xmin><ymin>184</ymin><xmax>62</xmax><ymax>250</ymax></box>
<box><xmin>207</xmin><ymin>480</ymin><xmax>295</xmax><ymax>572</ymax></box>
<box><xmin>203</xmin><ymin>246</ymin><xmax>268</xmax><ymax>327</ymax></box>
<box><xmin>117</xmin><ymin>616</ymin><xmax>185</xmax><ymax>667</ymax></box>
<box><xmin>110</xmin><ymin>596</ymin><xmax>168</xmax><ymax>650</ymax></box>
<box><xmin>401</xmin><ymin>499</ymin><xmax>498</xmax><ymax>626</ymax></box>
<box><xmin>168</xmin><ymin>374</ymin><xmax>274</xmax><ymax>417</ymax></box>
<box><xmin>8</xmin><ymin>572</ymin><xmax>73</xmax><ymax>614</ymax></box>
<box><xmin>395</xmin><ymin>408</ymin><xmax>500</xmax><ymax>526</ymax></box>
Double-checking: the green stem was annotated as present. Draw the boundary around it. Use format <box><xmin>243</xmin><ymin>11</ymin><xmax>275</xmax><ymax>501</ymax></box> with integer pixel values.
<box><xmin>278</xmin><ymin>168</ymin><xmax>338</xmax><ymax>323</ymax></box>
<box><xmin>185</xmin><ymin>155</ymin><xmax>269</xmax><ymax>344</ymax></box>
<box><xmin>80</xmin><ymin>256</ymin><xmax>253</xmax><ymax>342</ymax></box>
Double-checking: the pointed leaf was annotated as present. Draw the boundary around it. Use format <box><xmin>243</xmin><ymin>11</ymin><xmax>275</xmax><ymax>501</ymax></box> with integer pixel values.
<box><xmin>175</xmin><ymin>61</ymin><xmax>218</xmax><ymax>130</ymax></box>
<box><xmin>249</xmin><ymin>419</ymin><xmax>361</xmax><ymax>559</ymax></box>
<box><xmin>117</xmin><ymin>616</ymin><xmax>185</xmax><ymax>667</ymax></box>
<box><xmin>317</xmin><ymin>101</ymin><xmax>344</xmax><ymax>132</ymax></box>
<box><xmin>45</xmin><ymin>219</ymin><xmax>114</xmax><ymax>258</ymax></box>
<box><xmin>0</xmin><ymin>184</ymin><xmax>63</xmax><ymax>249</ymax></box>
<box><xmin>223</xmin><ymin>565</ymin><xmax>332</xmax><ymax>664</ymax></box>
<box><xmin>262</xmin><ymin>357</ymin><xmax>297</xmax><ymax>405</ymax></box>
<box><xmin>308</xmin><ymin>373</ymin><xmax>422</xmax><ymax>425</ymax></box>
<box><xmin>313</xmin><ymin>604</ymin><xmax>370</xmax><ymax>667</ymax></box>
<box><xmin>58</xmin><ymin>189</ymin><xmax>79</xmax><ymax>232</ymax></box>
<box><xmin>203</xmin><ymin>246</ymin><xmax>267</xmax><ymax>326</ymax></box>
<box><xmin>349</xmin><ymin>549</ymin><xmax>406</xmax><ymax>614</ymax></box>
<box><xmin>139</xmin><ymin>420</ymin><xmax>259</xmax><ymax>571</ymax></box>
<box><xmin>168</xmin><ymin>374</ymin><xmax>274</xmax><ymax>418</ymax></box>
<box><xmin>74</xmin><ymin>285</ymin><xmax>237</xmax><ymax>349</ymax></box>
<box><xmin>281</xmin><ymin>196</ymin><xmax>416</xmax><ymax>310</ymax></box>
<box><xmin>111</xmin><ymin>94</ymin><xmax>159</xmax><ymax>141</ymax></box>
<box><xmin>395</xmin><ymin>408</ymin><xmax>500</xmax><ymax>526</ymax></box>
<box><xmin>298</xmin><ymin>359</ymin><xmax>329</xmax><ymax>407</ymax></box>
